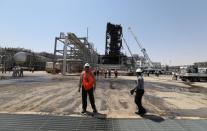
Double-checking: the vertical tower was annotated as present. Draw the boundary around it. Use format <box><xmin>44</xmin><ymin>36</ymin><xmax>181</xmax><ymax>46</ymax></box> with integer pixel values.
<box><xmin>104</xmin><ymin>22</ymin><xmax>123</xmax><ymax>64</ymax></box>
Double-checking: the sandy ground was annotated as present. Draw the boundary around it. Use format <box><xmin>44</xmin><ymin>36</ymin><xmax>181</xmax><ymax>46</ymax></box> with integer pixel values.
<box><xmin>0</xmin><ymin>71</ymin><xmax>207</xmax><ymax>119</ymax></box>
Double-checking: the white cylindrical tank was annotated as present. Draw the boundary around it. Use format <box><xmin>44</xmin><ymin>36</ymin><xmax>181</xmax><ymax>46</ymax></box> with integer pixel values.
<box><xmin>14</xmin><ymin>52</ymin><xmax>27</xmax><ymax>64</ymax></box>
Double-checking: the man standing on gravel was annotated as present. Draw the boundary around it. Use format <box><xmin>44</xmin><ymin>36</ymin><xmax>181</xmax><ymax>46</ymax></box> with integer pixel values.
<box><xmin>79</xmin><ymin>63</ymin><xmax>97</xmax><ymax>114</ymax></box>
<box><xmin>130</xmin><ymin>68</ymin><xmax>146</xmax><ymax>115</ymax></box>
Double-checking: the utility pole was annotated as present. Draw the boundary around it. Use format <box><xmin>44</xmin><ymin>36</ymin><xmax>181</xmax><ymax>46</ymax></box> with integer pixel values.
<box><xmin>87</xmin><ymin>27</ymin><xmax>89</xmax><ymax>41</ymax></box>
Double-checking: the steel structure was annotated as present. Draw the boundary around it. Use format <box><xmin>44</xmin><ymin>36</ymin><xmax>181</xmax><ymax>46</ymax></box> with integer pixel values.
<box><xmin>0</xmin><ymin>48</ymin><xmax>14</xmax><ymax>73</ymax></box>
<box><xmin>103</xmin><ymin>22</ymin><xmax>123</xmax><ymax>64</ymax></box>
<box><xmin>54</xmin><ymin>32</ymin><xmax>98</xmax><ymax>74</ymax></box>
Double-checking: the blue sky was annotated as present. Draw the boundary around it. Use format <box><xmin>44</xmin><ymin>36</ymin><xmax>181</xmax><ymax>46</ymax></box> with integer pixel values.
<box><xmin>0</xmin><ymin>0</ymin><xmax>207</xmax><ymax>65</ymax></box>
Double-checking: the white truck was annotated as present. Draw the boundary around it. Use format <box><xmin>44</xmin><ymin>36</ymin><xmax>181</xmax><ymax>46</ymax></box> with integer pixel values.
<box><xmin>179</xmin><ymin>66</ymin><xmax>207</xmax><ymax>82</ymax></box>
<box><xmin>45</xmin><ymin>62</ymin><xmax>61</xmax><ymax>73</ymax></box>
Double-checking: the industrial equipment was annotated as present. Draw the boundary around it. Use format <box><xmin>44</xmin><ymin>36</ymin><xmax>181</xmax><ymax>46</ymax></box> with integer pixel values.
<box><xmin>128</xmin><ymin>27</ymin><xmax>153</xmax><ymax>67</ymax></box>
<box><xmin>13</xmin><ymin>52</ymin><xmax>27</xmax><ymax>64</ymax></box>
<box><xmin>53</xmin><ymin>32</ymin><xmax>98</xmax><ymax>74</ymax></box>
<box><xmin>102</xmin><ymin>23</ymin><xmax>126</xmax><ymax>64</ymax></box>
<box><xmin>178</xmin><ymin>66</ymin><xmax>207</xmax><ymax>82</ymax></box>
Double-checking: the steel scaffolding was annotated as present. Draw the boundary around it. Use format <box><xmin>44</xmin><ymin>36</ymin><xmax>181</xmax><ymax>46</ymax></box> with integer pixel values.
<box><xmin>53</xmin><ymin>32</ymin><xmax>98</xmax><ymax>74</ymax></box>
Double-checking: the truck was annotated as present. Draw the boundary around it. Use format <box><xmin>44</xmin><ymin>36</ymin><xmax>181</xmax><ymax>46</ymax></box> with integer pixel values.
<box><xmin>178</xmin><ymin>66</ymin><xmax>207</xmax><ymax>82</ymax></box>
<box><xmin>45</xmin><ymin>62</ymin><xmax>61</xmax><ymax>74</ymax></box>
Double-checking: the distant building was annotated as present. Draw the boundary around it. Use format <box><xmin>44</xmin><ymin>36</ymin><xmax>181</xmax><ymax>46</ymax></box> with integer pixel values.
<box><xmin>194</xmin><ymin>62</ymin><xmax>207</xmax><ymax>68</ymax></box>
<box><xmin>165</xmin><ymin>65</ymin><xmax>180</xmax><ymax>72</ymax></box>
<box><xmin>152</xmin><ymin>62</ymin><xmax>161</xmax><ymax>69</ymax></box>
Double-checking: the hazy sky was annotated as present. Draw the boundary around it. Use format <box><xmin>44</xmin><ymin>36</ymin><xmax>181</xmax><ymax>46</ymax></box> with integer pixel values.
<box><xmin>0</xmin><ymin>0</ymin><xmax>207</xmax><ymax>65</ymax></box>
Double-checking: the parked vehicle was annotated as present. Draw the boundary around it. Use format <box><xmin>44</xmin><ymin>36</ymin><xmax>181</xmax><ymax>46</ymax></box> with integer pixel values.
<box><xmin>45</xmin><ymin>62</ymin><xmax>61</xmax><ymax>73</ymax></box>
<box><xmin>178</xmin><ymin>66</ymin><xmax>207</xmax><ymax>82</ymax></box>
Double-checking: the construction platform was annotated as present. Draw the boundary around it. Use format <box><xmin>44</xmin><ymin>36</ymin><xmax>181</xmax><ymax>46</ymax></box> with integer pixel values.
<box><xmin>0</xmin><ymin>113</ymin><xmax>206</xmax><ymax>131</ymax></box>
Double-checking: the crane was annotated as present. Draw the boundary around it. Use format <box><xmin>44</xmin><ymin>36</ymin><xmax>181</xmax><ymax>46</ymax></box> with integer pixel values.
<box><xmin>128</xmin><ymin>27</ymin><xmax>153</xmax><ymax>67</ymax></box>
<box><xmin>122</xmin><ymin>36</ymin><xmax>139</xmax><ymax>75</ymax></box>
<box><xmin>122</xmin><ymin>36</ymin><xmax>134</xmax><ymax>61</ymax></box>
<box><xmin>122</xmin><ymin>36</ymin><xmax>137</xmax><ymax>67</ymax></box>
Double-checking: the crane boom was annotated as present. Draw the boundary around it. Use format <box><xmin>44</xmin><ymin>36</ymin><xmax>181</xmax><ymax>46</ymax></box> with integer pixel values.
<box><xmin>128</xmin><ymin>27</ymin><xmax>153</xmax><ymax>67</ymax></box>
<box><xmin>122</xmin><ymin>36</ymin><xmax>134</xmax><ymax>59</ymax></box>
<box><xmin>122</xmin><ymin>36</ymin><xmax>137</xmax><ymax>67</ymax></box>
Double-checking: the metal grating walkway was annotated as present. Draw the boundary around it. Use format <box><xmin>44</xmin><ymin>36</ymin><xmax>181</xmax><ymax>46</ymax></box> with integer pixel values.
<box><xmin>0</xmin><ymin>114</ymin><xmax>206</xmax><ymax>131</ymax></box>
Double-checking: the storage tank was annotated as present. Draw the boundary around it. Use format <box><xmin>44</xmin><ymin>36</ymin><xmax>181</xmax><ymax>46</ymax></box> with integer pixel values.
<box><xmin>13</xmin><ymin>52</ymin><xmax>27</xmax><ymax>64</ymax></box>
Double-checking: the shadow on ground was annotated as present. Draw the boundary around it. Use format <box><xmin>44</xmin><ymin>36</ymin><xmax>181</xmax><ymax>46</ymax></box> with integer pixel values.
<box><xmin>83</xmin><ymin>111</ymin><xmax>107</xmax><ymax>120</ymax></box>
<box><xmin>136</xmin><ymin>113</ymin><xmax>165</xmax><ymax>123</ymax></box>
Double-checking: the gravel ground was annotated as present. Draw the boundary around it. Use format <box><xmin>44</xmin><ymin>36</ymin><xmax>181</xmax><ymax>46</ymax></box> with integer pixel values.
<box><xmin>0</xmin><ymin>71</ymin><xmax>206</xmax><ymax>119</ymax></box>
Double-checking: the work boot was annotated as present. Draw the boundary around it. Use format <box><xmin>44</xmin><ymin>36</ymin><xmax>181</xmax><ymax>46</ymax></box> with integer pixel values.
<box><xmin>81</xmin><ymin>109</ymin><xmax>87</xmax><ymax>114</ymax></box>
<box><xmin>138</xmin><ymin>109</ymin><xmax>146</xmax><ymax>115</ymax></box>
<box><xmin>93</xmin><ymin>109</ymin><xmax>98</xmax><ymax>113</ymax></box>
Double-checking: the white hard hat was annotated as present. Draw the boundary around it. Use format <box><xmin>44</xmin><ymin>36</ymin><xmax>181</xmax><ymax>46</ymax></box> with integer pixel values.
<box><xmin>84</xmin><ymin>63</ymin><xmax>90</xmax><ymax>68</ymax></box>
<box><xmin>136</xmin><ymin>68</ymin><xmax>142</xmax><ymax>73</ymax></box>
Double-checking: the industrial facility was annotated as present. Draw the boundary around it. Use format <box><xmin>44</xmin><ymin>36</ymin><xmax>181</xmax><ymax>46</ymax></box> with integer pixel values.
<box><xmin>0</xmin><ymin>22</ymin><xmax>207</xmax><ymax>131</ymax></box>
<box><xmin>52</xmin><ymin>32</ymin><xmax>98</xmax><ymax>74</ymax></box>
<box><xmin>1</xmin><ymin>0</ymin><xmax>207</xmax><ymax>130</ymax></box>
<box><xmin>1</xmin><ymin>22</ymin><xmax>207</xmax><ymax>78</ymax></box>
<box><xmin>0</xmin><ymin>47</ymin><xmax>54</xmax><ymax>72</ymax></box>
